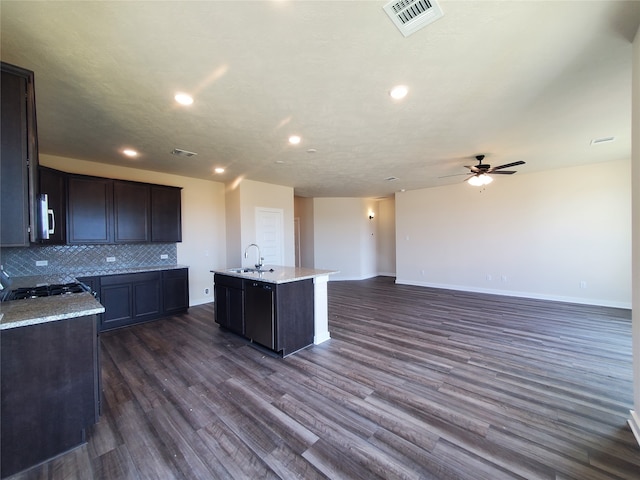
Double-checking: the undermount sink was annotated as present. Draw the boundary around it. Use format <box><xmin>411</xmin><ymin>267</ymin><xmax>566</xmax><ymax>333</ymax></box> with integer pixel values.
<box><xmin>226</xmin><ymin>267</ymin><xmax>275</xmax><ymax>274</ymax></box>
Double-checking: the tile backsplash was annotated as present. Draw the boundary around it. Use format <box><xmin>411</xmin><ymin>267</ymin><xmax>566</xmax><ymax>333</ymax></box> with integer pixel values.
<box><xmin>0</xmin><ymin>243</ymin><xmax>177</xmax><ymax>278</ymax></box>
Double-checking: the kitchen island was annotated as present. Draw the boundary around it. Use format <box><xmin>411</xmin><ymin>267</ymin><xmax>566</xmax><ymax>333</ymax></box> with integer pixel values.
<box><xmin>211</xmin><ymin>266</ymin><xmax>336</xmax><ymax>356</ymax></box>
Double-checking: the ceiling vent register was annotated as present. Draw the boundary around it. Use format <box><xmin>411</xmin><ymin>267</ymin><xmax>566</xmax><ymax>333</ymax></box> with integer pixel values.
<box><xmin>383</xmin><ymin>0</ymin><xmax>444</xmax><ymax>37</ymax></box>
<box><xmin>170</xmin><ymin>148</ymin><xmax>198</xmax><ymax>158</ymax></box>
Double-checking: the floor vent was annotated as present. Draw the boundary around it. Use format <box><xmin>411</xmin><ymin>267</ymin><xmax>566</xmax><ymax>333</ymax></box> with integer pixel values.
<box><xmin>171</xmin><ymin>148</ymin><xmax>198</xmax><ymax>157</ymax></box>
<box><xmin>383</xmin><ymin>0</ymin><xmax>444</xmax><ymax>37</ymax></box>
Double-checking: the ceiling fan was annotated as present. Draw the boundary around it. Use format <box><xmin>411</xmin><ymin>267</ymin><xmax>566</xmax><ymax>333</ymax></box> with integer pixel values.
<box><xmin>459</xmin><ymin>155</ymin><xmax>525</xmax><ymax>186</ymax></box>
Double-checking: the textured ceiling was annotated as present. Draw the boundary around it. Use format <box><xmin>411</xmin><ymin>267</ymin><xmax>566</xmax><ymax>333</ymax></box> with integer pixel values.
<box><xmin>1</xmin><ymin>1</ymin><xmax>639</xmax><ymax>197</ymax></box>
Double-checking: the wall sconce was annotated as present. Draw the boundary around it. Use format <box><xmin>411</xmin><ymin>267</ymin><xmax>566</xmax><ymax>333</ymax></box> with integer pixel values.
<box><xmin>368</xmin><ymin>211</ymin><xmax>375</xmax><ymax>220</ymax></box>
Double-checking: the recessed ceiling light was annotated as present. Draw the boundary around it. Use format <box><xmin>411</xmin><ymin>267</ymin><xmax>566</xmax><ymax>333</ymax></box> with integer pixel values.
<box><xmin>122</xmin><ymin>149</ymin><xmax>138</xmax><ymax>157</ymax></box>
<box><xmin>214</xmin><ymin>167</ymin><xmax>225</xmax><ymax>174</ymax></box>
<box><xmin>174</xmin><ymin>93</ymin><xmax>194</xmax><ymax>106</ymax></box>
<box><xmin>289</xmin><ymin>135</ymin><xmax>301</xmax><ymax>145</ymax></box>
<box><xmin>307</xmin><ymin>148</ymin><xmax>317</xmax><ymax>154</ymax></box>
<box><xmin>389</xmin><ymin>85</ymin><xmax>408</xmax><ymax>100</ymax></box>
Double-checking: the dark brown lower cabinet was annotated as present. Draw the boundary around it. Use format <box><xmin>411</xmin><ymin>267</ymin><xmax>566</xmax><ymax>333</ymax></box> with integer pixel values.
<box><xmin>214</xmin><ymin>274</ymin><xmax>314</xmax><ymax>356</ymax></box>
<box><xmin>80</xmin><ymin>268</ymin><xmax>189</xmax><ymax>332</ymax></box>
<box><xmin>163</xmin><ymin>268</ymin><xmax>189</xmax><ymax>314</ymax></box>
<box><xmin>214</xmin><ymin>273</ymin><xmax>245</xmax><ymax>335</ymax></box>
<box><xmin>0</xmin><ymin>315</ymin><xmax>100</xmax><ymax>478</ymax></box>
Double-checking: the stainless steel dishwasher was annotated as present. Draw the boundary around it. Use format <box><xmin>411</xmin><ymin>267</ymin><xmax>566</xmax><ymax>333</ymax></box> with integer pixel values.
<box><xmin>244</xmin><ymin>280</ymin><xmax>275</xmax><ymax>350</ymax></box>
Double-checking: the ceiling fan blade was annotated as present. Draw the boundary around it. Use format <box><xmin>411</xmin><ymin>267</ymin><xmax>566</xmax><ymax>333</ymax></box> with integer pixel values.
<box><xmin>490</xmin><ymin>160</ymin><xmax>525</xmax><ymax>172</ymax></box>
<box><xmin>491</xmin><ymin>170</ymin><xmax>517</xmax><ymax>175</ymax></box>
<box><xmin>439</xmin><ymin>173</ymin><xmax>473</xmax><ymax>178</ymax></box>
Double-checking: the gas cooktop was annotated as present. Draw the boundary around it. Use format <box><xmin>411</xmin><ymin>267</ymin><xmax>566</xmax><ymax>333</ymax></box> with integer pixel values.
<box><xmin>4</xmin><ymin>282</ymin><xmax>91</xmax><ymax>301</ymax></box>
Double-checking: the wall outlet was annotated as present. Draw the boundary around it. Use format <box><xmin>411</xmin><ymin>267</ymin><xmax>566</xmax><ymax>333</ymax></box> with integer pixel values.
<box><xmin>36</xmin><ymin>260</ymin><xmax>48</xmax><ymax>267</ymax></box>
<box><xmin>501</xmin><ymin>275</ymin><xmax>508</xmax><ymax>282</ymax></box>
<box><xmin>160</xmin><ymin>254</ymin><xmax>168</xmax><ymax>260</ymax></box>
<box><xmin>106</xmin><ymin>257</ymin><xmax>116</xmax><ymax>263</ymax></box>
<box><xmin>580</xmin><ymin>280</ymin><xmax>587</xmax><ymax>289</ymax></box>
<box><xmin>486</xmin><ymin>274</ymin><xmax>492</xmax><ymax>281</ymax></box>
<box><xmin>204</xmin><ymin>287</ymin><xmax>210</xmax><ymax>295</ymax></box>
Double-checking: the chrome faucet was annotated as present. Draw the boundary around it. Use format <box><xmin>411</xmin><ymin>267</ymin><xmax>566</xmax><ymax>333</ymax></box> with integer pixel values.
<box><xmin>244</xmin><ymin>243</ymin><xmax>264</xmax><ymax>270</ymax></box>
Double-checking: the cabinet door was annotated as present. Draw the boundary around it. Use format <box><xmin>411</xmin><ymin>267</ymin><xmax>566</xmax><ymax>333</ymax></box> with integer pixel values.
<box><xmin>0</xmin><ymin>315</ymin><xmax>99</xmax><ymax>478</ymax></box>
<box><xmin>162</xmin><ymin>268</ymin><xmax>189</xmax><ymax>314</ymax></box>
<box><xmin>151</xmin><ymin>185</ymin><xmax>182</xmax><ymax>242</ymax></box>
<box><xmin>1</xmin><ymin>64</ymin><xmax>38</xmax><ymax>246</ymax></box>
<box><xmin>214</xmin><ymin>275</ymin><xmax>244</xmax><ymax>335</ymax></box>
<box><xmin>132</xmin><ymin>272</ymin><xmax>162</xmax><ymax>321</ymax></box>
<box><xmin>214</xmin><ymin>284</ymin><xmax>230</xmax><ymax>329</ymax></box>
<box><xmin>114</xmin><ymin>180</ymin><xmax>150</xmax><ymax>243</ymax></box>
<box><xmin>39</xmin><ymin>167</ymin><xmax>67</xmax><ymax>244</ymax></box>
<box><xmin>68</xmin><ymin>175</ymin><xmax>113</xmax><ymax>244</ymax></box>
<box><xmin>100</xmin><ymin>279</ymin><xmax>133</xmax><ymax>331</ymax></box>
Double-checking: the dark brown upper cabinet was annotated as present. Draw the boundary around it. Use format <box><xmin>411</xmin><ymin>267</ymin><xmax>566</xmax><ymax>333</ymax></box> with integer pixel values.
<box><xmin>1</xmin><ymin>62</ymin><xmax>39</xmax><ymax>246</ymax></box>
<box><xmin>67</xmin><ymin>175</ymin><xmax>114</xmax><ymax>244</ymax></box>
<box><xmin>66</xmin><ymin>172</ymin><xmax>181</xmax><ymax>244</ymax></box>
<box><xmin>151</xmin><ymin>185</ymin><xmax>182</xmax><ymax>243</ymax></box>
<box><xmin>114</xmin><ymin>180</ymin><xmax>150</xmax><ymax>243</ymax></box>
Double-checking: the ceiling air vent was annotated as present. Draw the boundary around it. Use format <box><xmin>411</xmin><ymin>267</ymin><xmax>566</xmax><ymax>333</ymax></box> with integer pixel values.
<box><xmin>171</xmin><ymin>148</ymin><xmax>198</xmax><ymax>158</ymax></box>
<box><xmin>383</xmin><ymin>0</ymin><xmax>444</xmax><ymax>37</ymax></box>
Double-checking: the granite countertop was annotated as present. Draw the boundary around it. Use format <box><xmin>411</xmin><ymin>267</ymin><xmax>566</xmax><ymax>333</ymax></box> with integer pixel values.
<box><xmin>0</xmin><ymin>292</ymin><xmax>105</xmax><ymax>330</ymax></box>
<box><xmin>7</xmin><ymin>264</ymin><xmax>189</xmax><ymax>289</ymax></box>
<box><xmin>211</xmin><ymin>265</ymin><xmax>338</xmax><ymax>284</ymax></box>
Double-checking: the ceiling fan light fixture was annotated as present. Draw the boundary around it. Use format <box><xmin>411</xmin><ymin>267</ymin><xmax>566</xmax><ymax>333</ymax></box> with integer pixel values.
<box><xmin>467</xmin><ymin>174</ymin><xmax>492</xmax><ymax>186</ymax></box>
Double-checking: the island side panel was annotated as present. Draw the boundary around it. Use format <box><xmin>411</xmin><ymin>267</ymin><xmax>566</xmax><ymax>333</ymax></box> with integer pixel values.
<box><xmin>275</xmin><ymin>278</ymin><xmax>314</xmax><ymax>356</ymax></box>
<box><xmin>313</xmin><ymin>274</ymin><xmax>331</xmax><ymax>345</ymax></box>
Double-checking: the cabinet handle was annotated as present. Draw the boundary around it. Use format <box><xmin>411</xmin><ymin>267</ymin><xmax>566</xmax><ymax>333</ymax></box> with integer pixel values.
<box><xmin>47</xmin><ymin>209</ymin><xmax>55</xmax><ymax>234</ymax></box>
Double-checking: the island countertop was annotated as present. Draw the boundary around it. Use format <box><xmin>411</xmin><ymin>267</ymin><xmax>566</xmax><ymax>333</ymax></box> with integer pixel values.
<box><xmin>0</xmin><ymin>293</ymin><xmax>105</xmax><ymax>330</ymax></box>
<box><xmin>211</xmin><ymin>266</ymin><xmax>337</xmax><ymax>284</ymax></box>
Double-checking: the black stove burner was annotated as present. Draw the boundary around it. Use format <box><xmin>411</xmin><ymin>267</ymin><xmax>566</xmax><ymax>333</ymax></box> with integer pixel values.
<box><xmin>7</xmin><ymin>282</ymin><xmax>90</xmax><ymax>301</ymax></box>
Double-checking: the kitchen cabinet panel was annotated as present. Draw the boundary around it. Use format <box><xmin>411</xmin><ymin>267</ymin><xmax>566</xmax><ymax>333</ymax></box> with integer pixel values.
<box><xmin>64</xmin><ymin>173</ymin><xmax>180</xmax><ymax>245</ymax></box>
<box><xmin>163</xmin><ymin>268</ymin><xmax>189</xmax><ymax>314</ymax></box>
<box><xmin>0</xmin><ymin>314</ymin><xmax>99</xmax><ymax>478</ymax></box>
<box><xmin>67</xmin><ymin>175</ymin><xmax>113</xmax><ymax>244</ymax></box>
<box><xmin>98</xmin><ymin>269</ymin><xmax>188</xmax><ymax>332</ymax></box>
<box><xmin>214</xmin><ymin>273</ymin><xmax>244</xmax><ymax>335</ymax></box>
<box><xmin>114</xmin><ymin>180</ymin><xmax>150</xmax><ymax>243</ymax></box>
<box><xmin>151</xmin><ymin>185</ymin><xmax>182</xmax><ymax>242</ymax></box>
<box><xmin>1</xmin><ymin>62</ymin><xmax>39</xmax><ymax>246</ymax></box>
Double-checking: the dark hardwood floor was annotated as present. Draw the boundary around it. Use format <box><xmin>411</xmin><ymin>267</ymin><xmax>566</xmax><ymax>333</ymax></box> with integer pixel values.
<box><xmin>9</xmin><ymin>276</ymin><xmax>638</xmax><ymax>479</ymax></box>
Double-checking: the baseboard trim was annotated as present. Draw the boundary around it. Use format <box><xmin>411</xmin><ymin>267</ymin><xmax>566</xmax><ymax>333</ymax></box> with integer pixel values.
<box><xmin>394</xmin><ymin>278</ymin><xmax>631</xmax><ymax>309</ymax></box>
<box><xmin>629</xmin><ymin>410</ymin><xmax>640</xmax><ymax>447</ymax></box>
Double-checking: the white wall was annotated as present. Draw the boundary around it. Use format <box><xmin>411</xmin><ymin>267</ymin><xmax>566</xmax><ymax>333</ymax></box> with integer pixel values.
<box><xmin>630</xmin><ymin>23</ymin><xmax>640</xmax><ymax>445</ymax></box>
<box><xmin>376</xmin><ymin>197</ymin><xmax>396</xmax><ymax>277</ymax></box>
<box><xmin>224</xmin><ymin>184</ymin><xmax>241</xmax><ymax>268</ymax></box>
<box><xmin>294</xmin><ymin>196</ymin><xmax>315</xmax><ymax>268</ymax></box>
<box><xmin>396</xmin><ymin>159</ymin><xmax>631</xmax><ymax>308</ymax></box>
<box><xmin>313</xmin><ymin>197</ymin><xmax>377</xmax><ymax>280</ymax></box>
<box><xmin>224</xmin><ymin>179</ymin><xmax>295</xmax><ymax>268</ymax></box>
<box><xmin>40</xmin><ymin>154</ymin><xmax>226</xmax><ymax>306</ymax></box>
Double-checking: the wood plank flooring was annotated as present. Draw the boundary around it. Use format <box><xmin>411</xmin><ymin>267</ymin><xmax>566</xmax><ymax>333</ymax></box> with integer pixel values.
<box><xmin>8</xmin><ymin>276</ymin><xmax>638</xmax><ymax>479</ymax></box>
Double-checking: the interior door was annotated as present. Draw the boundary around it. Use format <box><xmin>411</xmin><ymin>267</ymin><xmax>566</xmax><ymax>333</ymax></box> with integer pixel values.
<box><xmin>255</xmin><ymin>207</ymin><xmax>284</xmax><ymax>266</ymax></box>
